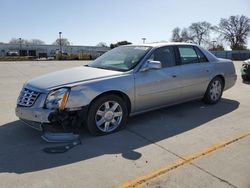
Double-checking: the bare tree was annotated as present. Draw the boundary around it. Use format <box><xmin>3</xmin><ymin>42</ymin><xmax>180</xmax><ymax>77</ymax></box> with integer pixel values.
<box><xmin>181</xmin><ymin>28</ymin><xmax>193</xmax><ymax>42</ymax></box>
<box><xmin>215</xmin><ymin>15</ymin><xmax>250</xmax><ymax>50</ymax></box>
<box><xmin>9</xmin><ymin>38</ymin><xmax>46</xmax><ymax>45</ymax></box>
<box><xmin>29</xmin><ymin>39</ymin><xmax>45</xmax><ymax>45</ymax></box>
<box><xmin>52</xmin><ymin>38</ymin><xmax>70</xmax><ymax>46</ymax></box>
<box><xmin>206</xmin><ymin>34</ymin><xmax>226</xmax><ymax>51</ymax></box>
<box><xmin>9</xmin><ymin>38</ymin><xmax>20</xmax><ymax>44</ymax></box>
<box><xmin>188</xmin><ymin>21</ymin><xmax>212</xmax><ymax>45</ymax></box>
<box><xmin>171</xmin><ymin>27</ymin><xmax>193</xmax><ymax>42</ymax></box>
<box><xmin>9</xmin><ymin>38</ymin><xmax>29</xmax><ymax>44</ymax></box>
<box><xmin>171</xmin><ymin>27</ymin><xmax>182</xmax><ymax>42</ymax></box>
<box><xmin>96</xmin><ymin>42</ymin><xmax>108</xmax><ymax>47</ymax></box>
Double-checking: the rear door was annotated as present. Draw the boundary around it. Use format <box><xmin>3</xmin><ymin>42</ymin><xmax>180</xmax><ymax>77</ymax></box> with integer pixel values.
<box><xmin>177</xmin><ymin>45</ymin><xmax>212</xmax><ymax>99</ymax></box>
<box><xmin>134</xmin><ymin>46</ymin><xmax>182</xmax><ymax>112</ymax></box>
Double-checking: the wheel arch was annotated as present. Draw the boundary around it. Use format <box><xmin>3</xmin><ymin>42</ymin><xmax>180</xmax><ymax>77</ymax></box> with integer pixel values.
<box><xmin>88</xmin><ymin>90</ymin><xmax>132</xmax><ymax>114</ymax></box>
<box><xmin>211</xmin><ymin>74</ymin><xmax>225</xmax><ymax>88</ymax></box>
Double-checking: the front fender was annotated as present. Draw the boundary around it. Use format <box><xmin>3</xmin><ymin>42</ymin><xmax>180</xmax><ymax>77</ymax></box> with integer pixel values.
<box><xmin>65</xmin><ymin>74</ymin><xmax>135</xmax><ymax>111</ymax></box>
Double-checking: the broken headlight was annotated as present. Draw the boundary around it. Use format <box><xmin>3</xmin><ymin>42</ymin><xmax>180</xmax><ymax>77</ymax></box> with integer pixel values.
<box><xmin>45</xmin><ymin>88</ymin><xmax>70</xmax><ymax>110</ymax></box>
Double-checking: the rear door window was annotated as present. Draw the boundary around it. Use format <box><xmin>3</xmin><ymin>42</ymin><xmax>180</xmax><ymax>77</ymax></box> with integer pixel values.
<box><xmin>178</xmin><ymin>46</ymin><xmax>199</xmax><ymax>64</ymax></box>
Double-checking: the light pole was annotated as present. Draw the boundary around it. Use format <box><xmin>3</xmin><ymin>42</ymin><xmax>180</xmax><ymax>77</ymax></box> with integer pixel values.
<box><xmin>19</xmin><ymin>38</ymin><xmax>22</xmax><ymax>56</ymax></box>
<box><xmin>59</xmin><ymin>32</ymin><xmax>62</xmax><ymax>58</ymax></box>
<box><xmin>142</xmin><ymin>38</ymin><xmax>146</xmax><ymax>44</ymax></box>
<box><xmin>212</xmin><ymin>40</ymin><xmax>216</xmax><ymax>50</ymax></box>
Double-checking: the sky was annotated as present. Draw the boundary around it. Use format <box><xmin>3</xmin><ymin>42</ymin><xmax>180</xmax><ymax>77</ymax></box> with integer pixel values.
<box><xmin>0</xmin><ymin>0</ymin><xmax>250</xmax><ymax>48</ymax></box>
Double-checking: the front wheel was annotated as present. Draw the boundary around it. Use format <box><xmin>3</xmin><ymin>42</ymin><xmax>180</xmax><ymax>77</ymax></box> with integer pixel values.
<box><xmin>203</xmin><ymin>77</ymin><xmax>224</xmax><ymax>104</ymax></box>
<box><xmin>86</xmin><ymin>94</ymin><xmax>128</xmax><ymax>136</ymax></box>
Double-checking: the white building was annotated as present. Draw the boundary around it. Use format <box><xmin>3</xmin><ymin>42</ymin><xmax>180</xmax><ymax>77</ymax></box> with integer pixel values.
<box><xmin>0</xmin><ymin>43</ymin><xmax>109</xmax><ymax>58</ymax></box>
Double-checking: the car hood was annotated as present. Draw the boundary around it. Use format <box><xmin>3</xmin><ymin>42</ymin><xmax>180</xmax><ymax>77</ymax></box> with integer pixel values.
<box><xmin>25</xmin><ymin>66</ymin><xmax>122</xmax><ymax>91</ymax></box>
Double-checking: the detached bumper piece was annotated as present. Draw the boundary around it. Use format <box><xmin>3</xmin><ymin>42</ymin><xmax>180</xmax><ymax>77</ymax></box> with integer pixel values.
<box><xmin>42</xmin><ymin>132</ymin><xmax>82</xmax><ymax>154</ymax></box>
<box><xmin>41</xmin><ymin>132</ymin><xmax>80</xmax><ymax>143</ymax></box>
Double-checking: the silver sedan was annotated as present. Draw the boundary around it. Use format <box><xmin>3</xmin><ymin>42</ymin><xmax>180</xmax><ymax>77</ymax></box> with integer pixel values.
<box><xmin>16</xmin><ymin>43</ymin><xmax>237</xmax><ymax>135</ymax></box>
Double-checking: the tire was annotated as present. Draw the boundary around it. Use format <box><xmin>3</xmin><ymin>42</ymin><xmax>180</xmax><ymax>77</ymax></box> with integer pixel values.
<box><xmin>86</xmin><ymin>94</ymin><xmax>128</xmax><ymax>136</ymax></box>
<box><xmin>242</xmin><ymin>74</ymin><xmax>250</xmax><ymax>81</ymax></box>
<box><xmin>203</xmin><ymin>77</ymin><xmax>224</xmax><ymax>104</ymax></box>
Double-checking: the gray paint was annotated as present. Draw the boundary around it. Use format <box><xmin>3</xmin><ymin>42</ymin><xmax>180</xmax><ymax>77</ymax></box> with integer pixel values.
<box><xmin>16</xmin><ymin>43</ymin><xmax>237</xmax><ymax>123</ymax></box>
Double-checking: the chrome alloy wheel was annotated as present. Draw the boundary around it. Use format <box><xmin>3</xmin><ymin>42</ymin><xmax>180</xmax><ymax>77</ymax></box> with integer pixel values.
<box><xmin>209</xmin><ymin>80</ymin><xmax>222</xmax><ymax>101</ymax></box>
<box><xmin>95</xmin><ymin>101</ymin><xmax>123</xmax><ymax>133</ymax></box>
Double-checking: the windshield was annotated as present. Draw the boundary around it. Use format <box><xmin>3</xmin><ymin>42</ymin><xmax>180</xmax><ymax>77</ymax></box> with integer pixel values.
<box><xmin>88</xmin><ymin>46</ymin><xmax>151</xmax><ymax>71</ymax></box>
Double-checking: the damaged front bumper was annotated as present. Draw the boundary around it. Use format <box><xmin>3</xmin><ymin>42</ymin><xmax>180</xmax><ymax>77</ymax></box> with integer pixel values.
<box><xmin>16</xmin><ymin>106</ymin><xmax>55</xmax><ymax>131</ymax></box>
<box><xmin>241</xmin><ymin>63</ymin><xmax>250</xmax><ymax>75</ymax></box>
<box><xmin>15</xmin><ymin>105</ymin><xmax>88</xmax><ymax>131</ymax></box>
<box><xmin>16</xmin><ymin>106</ymin><xmax>53</xmax><ymax>123</ymax></box>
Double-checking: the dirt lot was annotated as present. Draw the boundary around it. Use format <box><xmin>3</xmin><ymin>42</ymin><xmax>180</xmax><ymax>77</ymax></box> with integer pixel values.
<box><xmin>0</xmin><ymin>61</ymin><xmax>249</xmax><ymax>188</ymax></box>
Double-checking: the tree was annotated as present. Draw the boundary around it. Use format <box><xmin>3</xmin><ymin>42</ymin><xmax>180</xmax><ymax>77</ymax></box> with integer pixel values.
<box><xmin>110</xmin><ymin>41</ymin><xmax>132</xmax><ymax>49</ymax></box>
<box><xmin>171</xmin><ymin>27</ymin><xmax>193</xmax><ymax>42</ymax></box>
<box><xmin>206</xmin><ymin>35</ymin><xmax>226</xmax><ymax>51</ymax></box>
<box><xmin>96</xmin><ymin>42</ymin><xmax>108</xmax><ymax>47</ymax></box>
<box><xmin>9</xmin><ymin>38</ymin><xmax>29</xmax><ymax>44</ymax></box>
<box><xmin>181</xmin><ymin>28</ymin><xmax>193</xmax><ymax>42</ymax></box>
<box><xmin>215</xmin><ymin>15</ymin><xmax>250</xmax><ymax>50</ymax></box>
<box><xmin>52</xmin><ymin>38</ymin><xmax>70</xmax><ymax>46</ymax></box>
<box><xmin>29</xmin><ymin>39</ymin><xmax>45</xmax><ymax>45</ymax></box>
<box><xmin>208</xmin><ymin>42</ymin><xmax>225</xmax><ymax>51</ymax></box>
<box><xmin>171</xmin><ymin>27</ymin><xmax>182</xmax><ymax>42</ymax></box>
<box><xmin>188</xmin><ymin>21</ymin><xmax>212</xmax><ymax>45</ymax></box>
<box><xmin>8</xmin><ymin>38</ymin><xmax>45</xmax><ymax>45</ymax></box>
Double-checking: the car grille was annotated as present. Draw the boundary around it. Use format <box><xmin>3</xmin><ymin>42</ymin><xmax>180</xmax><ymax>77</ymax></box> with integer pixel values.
<box><xmin>243</xmin><ymin>64</ymin><xmax>249</xmax><ymax>68</ymax></box>
<box><xmin>18</xmin><ymin>88</ymin><xmax>40</xmax><ymax>107</ymax></box>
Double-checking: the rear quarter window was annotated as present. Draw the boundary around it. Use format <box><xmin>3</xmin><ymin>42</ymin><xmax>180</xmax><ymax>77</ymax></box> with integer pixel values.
<box><xmin>194</xmin><ymin>47</ymin><xmax>209</xmax><ymax>62</ymax></box>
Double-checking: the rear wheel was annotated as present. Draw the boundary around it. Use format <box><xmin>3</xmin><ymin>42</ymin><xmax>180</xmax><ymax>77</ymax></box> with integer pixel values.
<box><xmin>86</xmin><ymin>94</ymin><xmax>128</xmax><ymax>136</ymax></box>
<box><xmin>203</xmin><ymin>77</ymin><xmax>224</xmax><ymax>104</ymax></box>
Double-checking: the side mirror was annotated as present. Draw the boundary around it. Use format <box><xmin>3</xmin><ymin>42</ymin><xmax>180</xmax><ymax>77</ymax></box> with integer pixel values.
<box><xmin>141</xmin><ymin>60</ymin><xmax>162</xmax><ymax>72</ymax></box>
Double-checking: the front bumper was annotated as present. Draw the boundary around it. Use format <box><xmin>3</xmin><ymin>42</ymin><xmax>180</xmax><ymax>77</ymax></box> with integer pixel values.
<box><xmin>15</xmin><ymin>106</ymin><xmax>54</xmax><ymax>124</ymax></box>
<box><xmin>20</xmin><ymin>119</ymin><xmax>44</xmax><ymax>131</ymax></box>
<box><xmin>16</xmin><ymin>105</ymin><xmax>88</xmax><ymax>131</ymax></box>
<box><xmin>241</xmin><ymin>63</ymin><xmax>250</xmax><ymax>76</ymax></box>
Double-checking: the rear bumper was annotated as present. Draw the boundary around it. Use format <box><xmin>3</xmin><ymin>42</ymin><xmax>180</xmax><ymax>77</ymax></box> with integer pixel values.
<box><xmin>224</xmin><ymin>74</ymin><xmax>237</xmax><ymax>91</ymax></box>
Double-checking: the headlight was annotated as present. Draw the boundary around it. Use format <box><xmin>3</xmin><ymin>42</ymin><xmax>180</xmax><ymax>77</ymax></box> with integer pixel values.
<box><xmin>45</xmin><ymin>88</ymin><xmax>70</xmax><ymax>110</ymax></box>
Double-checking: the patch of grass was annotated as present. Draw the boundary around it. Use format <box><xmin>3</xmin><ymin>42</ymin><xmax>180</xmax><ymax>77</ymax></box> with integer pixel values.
<box><xmin>0</xmin><ymin>56</ymin><xmax>35</xmax><ymax>61</ymax></box>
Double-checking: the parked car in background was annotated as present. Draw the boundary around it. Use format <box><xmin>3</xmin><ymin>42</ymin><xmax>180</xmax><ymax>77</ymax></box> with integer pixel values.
<box><xmin>7</xmin><ymin>51</ymin><xmax>19</xmax><ymax>56</ymax></box>
<box><xmin>16</xmin><ymin>43</ymin><xmax>237</xmax><ymax>136</ymax></box>
<box><xmin>241</xmin><ymin>59</ymin><xmax>250</xmax><ymax>81</ymax></box>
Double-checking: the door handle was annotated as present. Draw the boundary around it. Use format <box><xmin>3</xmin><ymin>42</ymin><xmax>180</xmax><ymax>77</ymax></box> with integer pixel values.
<box><xmin>172</xmin><ymin>75</ymin><xmax>177</xmax><ymax>78</ymax></box>
<box><xmin>206</xmin><ymin>69</ymin><xmax>210</xmax><ymax>73</ymax></box>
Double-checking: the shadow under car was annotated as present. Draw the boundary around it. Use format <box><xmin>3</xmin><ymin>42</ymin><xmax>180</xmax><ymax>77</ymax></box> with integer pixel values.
<box><xmin>0</xmin><ymin>98</ymin><xmax>239</xmax><ymax>174</ymax></box>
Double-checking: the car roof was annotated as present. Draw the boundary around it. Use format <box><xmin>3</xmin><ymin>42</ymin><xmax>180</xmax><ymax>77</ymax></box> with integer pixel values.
<box><xmin>127</xmin><ymin>42</ymin><xmax>198</xmax><ymax>48</ymax></box>
<box><xmin>125</xmin><ymin>42</ymin><xmax>218</xmax><ymax>62</ymax></box>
